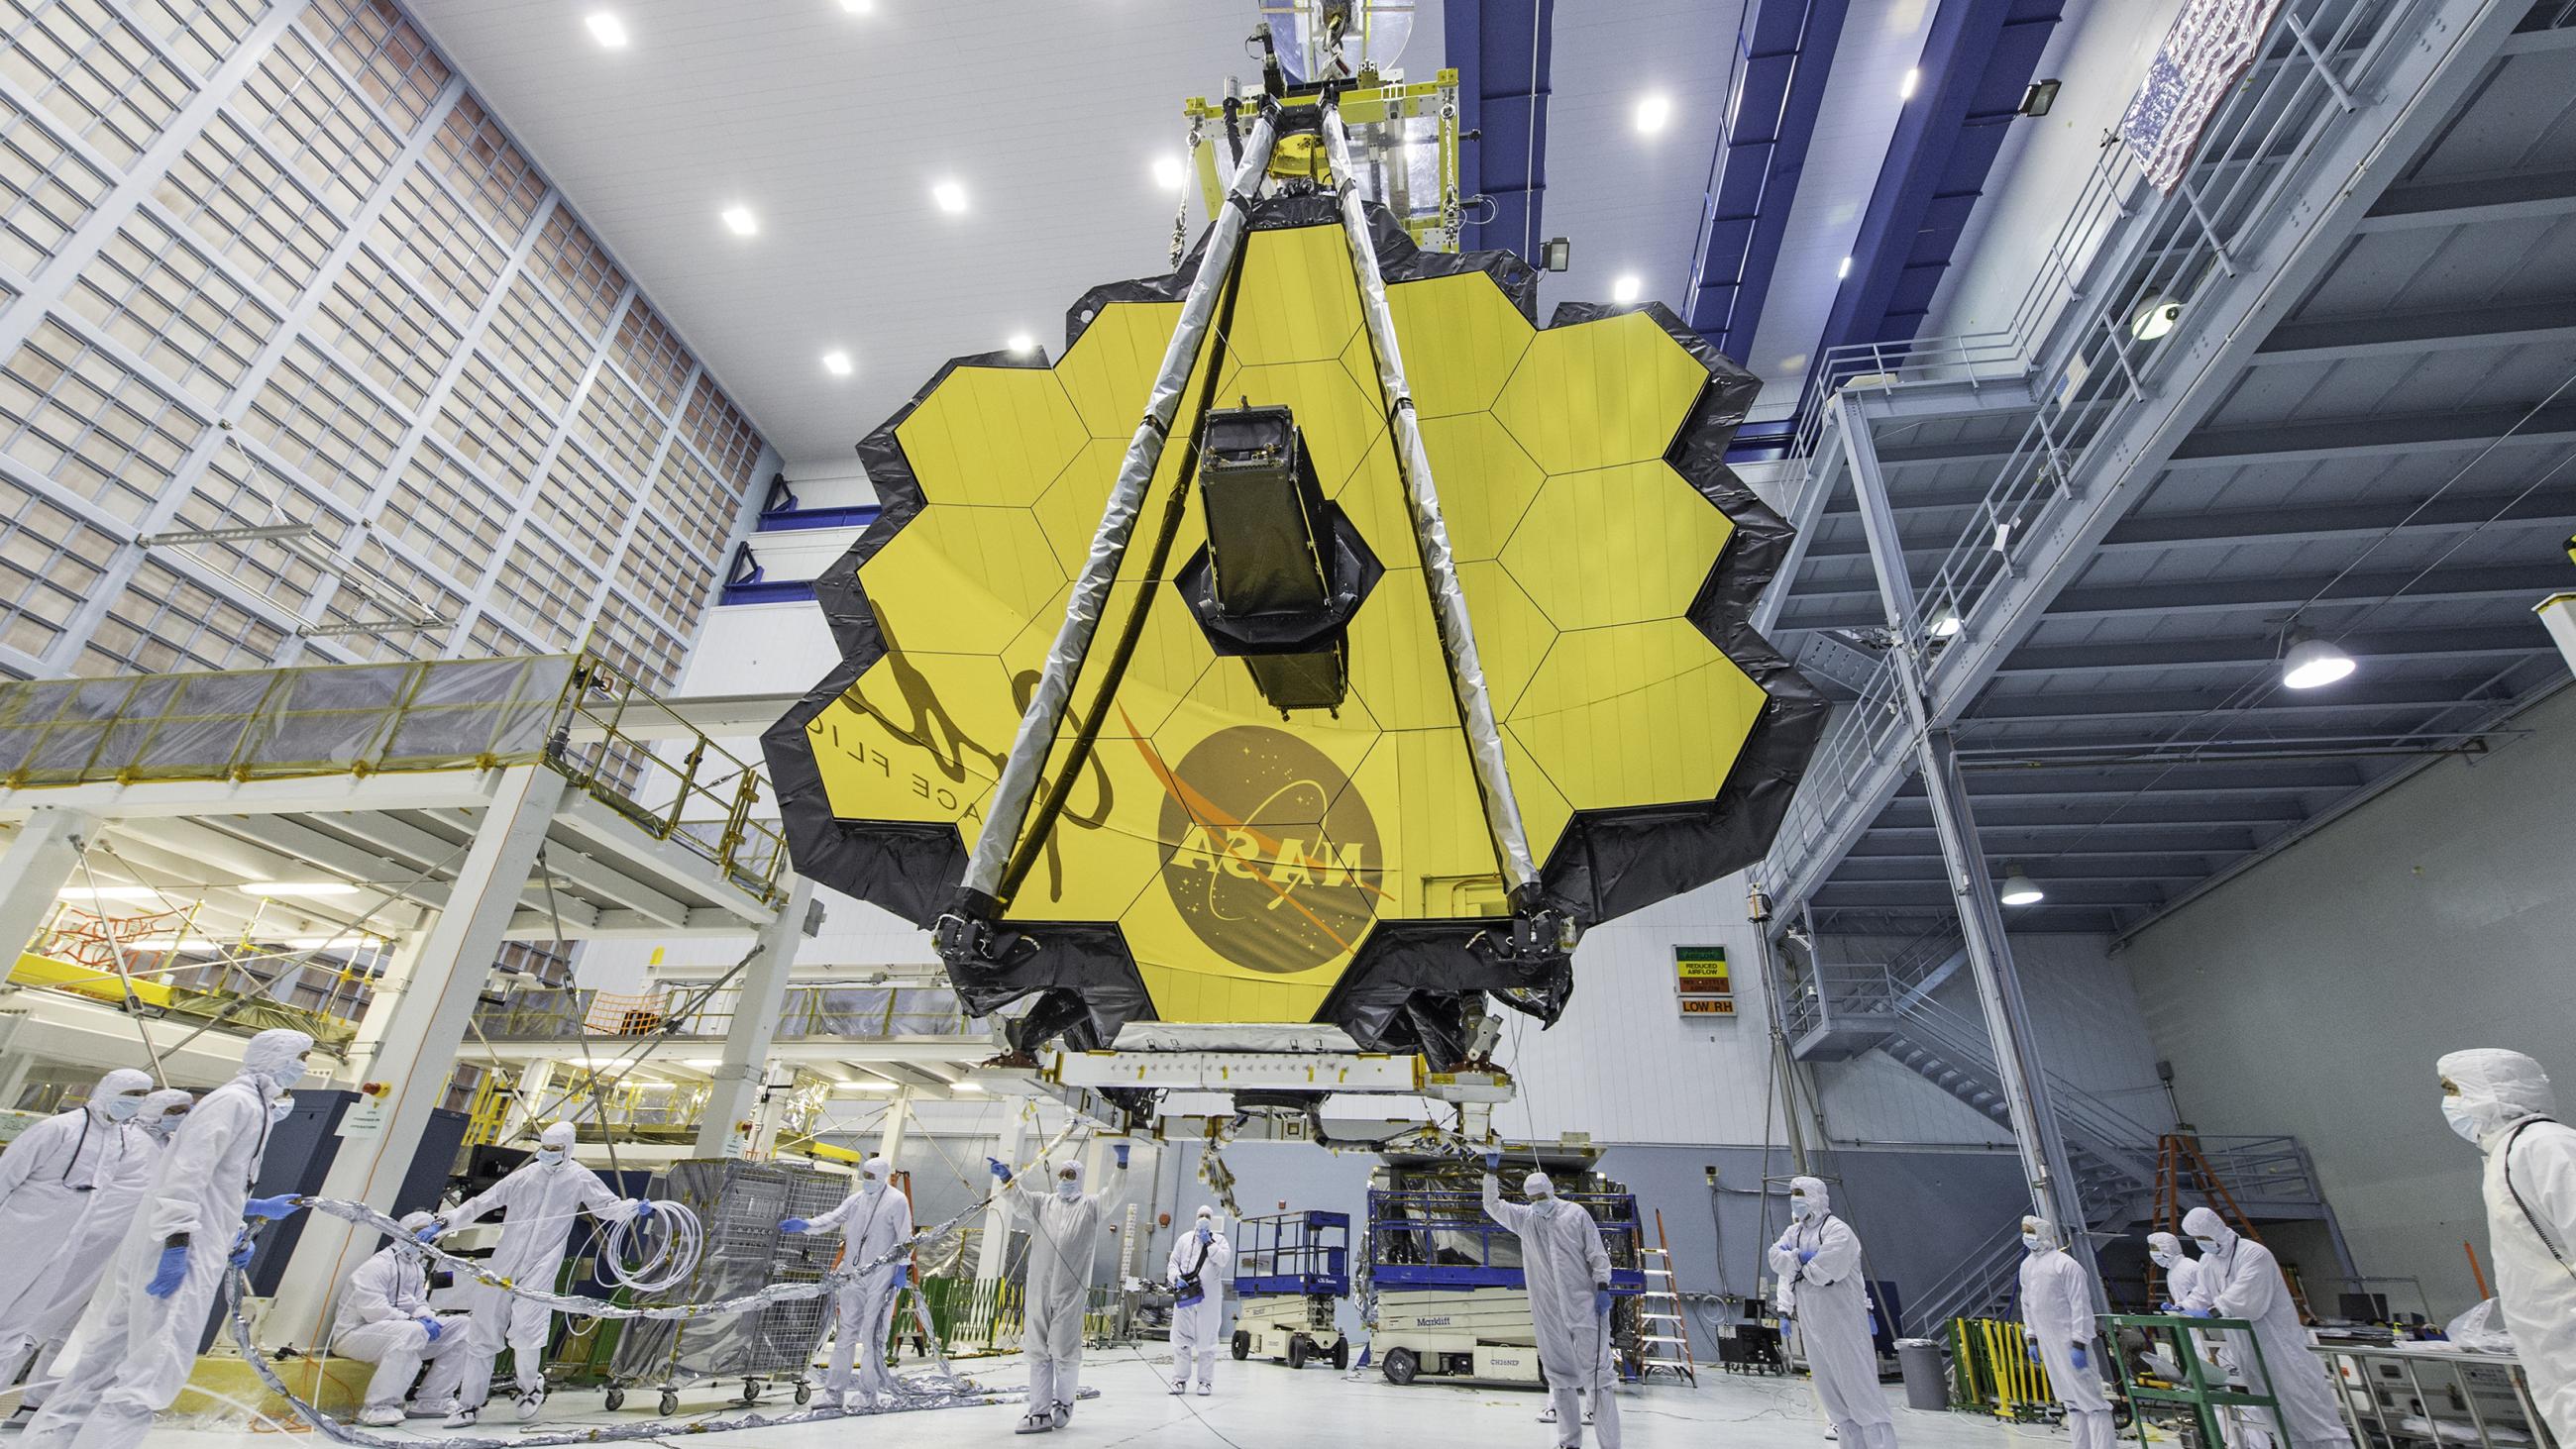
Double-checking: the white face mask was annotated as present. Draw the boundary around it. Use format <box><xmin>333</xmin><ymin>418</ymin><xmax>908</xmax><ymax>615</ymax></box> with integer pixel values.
<box><xmin>1056</xmin><ymin>1175</ymin><xmax>1081</xmax><ymax>1200</ymax></box>
<box><xmin>537</xmin><ymin>1146</ymin><xmax>568</xmax><ymax>1166</ymax></box>
<box><xmin>147</xmin><ymin>1111</ymin><xmax>186</xmax><ymax>1142</ymax></box>
<box><xmin>2021</xmin><ymin>1230</ymin><xmax>2043</xmax><ymax>1250</ymax></box>
<box><xmin>2149</xmin><ymin>1250</ymin><xmax>2177</xmax><ymax>1269</ymax></box>
<box><xmin>1791</xmin><ymin>1195</ymin><xmax>1820</xmax><ymax>1220</ymax></box>
<box><xmin>269</xmin><ymin>1095</ymin><xmax>296</xmax><ymax>1124</ymax></box>
<box><xmin>103</xmin><ymin>1093</ymin><xmax>146</xmax><ymax>1122</ymax></box>
<box><xmin>2193</xmin><ymin>1236</ymin><xmax>2220</xmax><ymax>1255</ymax></box>
<box><xmin>2442</xmin><ymin>1095</ymin><xmax>2487</xmax><ymax>1144</ymax></box>
<box><xmin>267</xmin><ymin>1058</ymin><xmax>308</xmax><ymax>1091</ymax></box>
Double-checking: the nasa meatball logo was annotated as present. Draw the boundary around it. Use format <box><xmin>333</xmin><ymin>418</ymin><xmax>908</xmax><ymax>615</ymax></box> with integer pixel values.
<box><xmin>1155</xmin><ymin>726</ymin><xmax>1382</xmax><ymax>974</ymax></box>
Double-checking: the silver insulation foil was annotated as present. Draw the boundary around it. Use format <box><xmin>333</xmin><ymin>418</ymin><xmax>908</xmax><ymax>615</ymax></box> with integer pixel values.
<box><xmin>1318</xmin><ymin>102</ymin><xmax>1540</xmax><ymax>893</ymax></box>
<box><xmin>960</xmin><ymin>111</ymin><xmax>1285</xmax><ymax>901</ymax></box>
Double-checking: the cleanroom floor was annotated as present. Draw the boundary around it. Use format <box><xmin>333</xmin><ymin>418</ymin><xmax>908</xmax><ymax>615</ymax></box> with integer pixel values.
<box><xmin>147</xmin><ymin>1348</ymin><xmax>2069</xmax><ymax>1449</ymax></box>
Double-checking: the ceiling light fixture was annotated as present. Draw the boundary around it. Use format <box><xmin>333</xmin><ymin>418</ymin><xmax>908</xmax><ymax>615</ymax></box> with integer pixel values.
<box><xmin>58</xmin><ymin>884</ymin><xmax>162</xmax><ymax>902</ymax></box>
<box><xmin>1899</xmin><ymin>67</ymin><xmax>1920</xmax><ymax>101</ymax></box>
<box><xmin>837</xmin><ymin>0</ymin><xmax>875</xmax><ymax>12</ymax></box>
<box><xmin>238</xmin><ymin>880</ymin><xmax>360</xmax><ymax>897</ymax></box>
<box><xmin>951</xmin><ymin>1082</ymin><xmax>985</xmax><ymax>1093</ymax></box>
<box><xmin>1634</xmin><ymin>93</ymin><xmax>1672</xmax><ymax>135</ymax></box>
<box><xmin>1837</xmin><ymin>256</ymin><xmax>1853</xmax><ymax>280</ymax></box>
<box><xmin>2281</xmin><ymin>633</ymin><xmax>2356</xmax><ymax>689</ymax></box>
<box><xmin>931</xmin><ymin>179</ymin><xmax>968</xmax><ymax>214</ymax></box>
<box><xmin>1611</xmin><ymin>273</ymin><xmax>1642</xmax><ymax>304</ymax></box>
<box><xmin>720</xmin><ymin>205</ymin><xmax>758</xmax><ymax>237</ymax></box>
<box><xmin>2130</xmin><ymin>293</ymin><xmax>2182</xmax><ymax>341</ymax></box>
<box><xmin>1005</xmin><ymin>332</ymin><xmax>1036</xmax><ymax>356</ymax></box>
<box><xmin>1540</xmin><ymin>238</ymin><xmax>1571</xmax><ymax>272</ymax></box>
<box><xmin>1926</xmin><ymin>605</ymin><xmax>1963</xmax><ymax>640</ymax></box>
<box><xmin>1151</xmin><ymin>155</ymin><xmax>1186</xmax><ymax>191</ymax></box>
<box><xmin>2020</xmin><ymin>78</ymin><xmax>2062</xmax><ymax>117</ymax></box>
<box><xmin>821</xmin><ymin>350</ymin><xmax>853</xmax><ymax>377</ymax></box>
<box><xmin>1998</xmin><ymin>866</ymin><xmax>2044</xmax><ymax>907</ymax></box>
<box><xmin>585</xmin><ymin>11</ymin><xmax>628</xmax><ymax>48</ymax></box>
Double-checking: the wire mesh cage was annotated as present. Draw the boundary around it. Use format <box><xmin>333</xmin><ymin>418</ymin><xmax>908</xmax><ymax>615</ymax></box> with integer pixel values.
<box><xmin>606</xmin><ymin>1159</ymin><xmax>852</xmax><ymax>1403</ymax></box>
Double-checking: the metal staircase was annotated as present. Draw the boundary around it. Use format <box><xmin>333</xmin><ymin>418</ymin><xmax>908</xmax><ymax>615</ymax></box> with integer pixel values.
<box><xmin>1782</xmin><ymin>928</ymin><xmax>2336</xmax><ymax>1332</ymax></box>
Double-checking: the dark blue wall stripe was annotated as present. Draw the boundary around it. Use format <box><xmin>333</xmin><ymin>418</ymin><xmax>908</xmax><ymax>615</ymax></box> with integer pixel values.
<box><xmin>1686</xmin><ymin>0</ymin><xmax>1852</xmax><ymax>365</ymax></box>
<box><xmin>1450</xmin><ymin>0</ymin><xmax>1556</xmax><ymax>258</ymax></box>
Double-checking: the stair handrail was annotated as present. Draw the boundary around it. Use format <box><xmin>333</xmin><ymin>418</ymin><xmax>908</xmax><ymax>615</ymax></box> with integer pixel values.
<box><xmin>1910</xmin><ymin>1217</ymin><xmax>2027</xmax><ymax>1331</ymax></box>
<box><xmin>1888</xmin><ymin>1001</ymin><xmax>2165</xmax><ymax>1190</ymax></box>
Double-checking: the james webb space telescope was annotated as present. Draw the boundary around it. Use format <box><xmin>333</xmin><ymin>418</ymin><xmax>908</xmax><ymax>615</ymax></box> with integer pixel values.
<box><xmin>763</xmin><ymin>10</ymin><xmax>1824</xmax><ymax>1120</ymax></box>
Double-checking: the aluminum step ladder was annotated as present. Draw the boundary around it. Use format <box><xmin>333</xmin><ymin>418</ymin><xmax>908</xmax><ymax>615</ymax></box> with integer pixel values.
<box><xmin>1635</xmin><ymin>1212</ymin><xmax>1697</xmax><ymax>1386</ymax></box>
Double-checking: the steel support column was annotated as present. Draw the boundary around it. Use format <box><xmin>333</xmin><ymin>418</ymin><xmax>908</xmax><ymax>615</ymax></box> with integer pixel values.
<box><xmin>692</xmin><ymin>874</ymin><xmax>816</xmax><ymax>1157</ymax></box>
<box><xmin>0</xmin><ymin>807</ymin><xmax>97</xmax><ymax>963</ymax></box>
<box><xmin>1837</xmin><ymin>397</ymin><xmax>2094</xmax><ymax>1280</ymax></box>
<box><xmin>268</xmin><ymin>765</ymin><xmax>566</xmax><ymax>1348</ymax></box>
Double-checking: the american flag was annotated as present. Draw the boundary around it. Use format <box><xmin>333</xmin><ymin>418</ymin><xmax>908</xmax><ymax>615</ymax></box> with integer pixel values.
<box><xmin>2118</xmin><ymin>0</ymin><xmax>2289</xmax><ymax>192</ymax></box>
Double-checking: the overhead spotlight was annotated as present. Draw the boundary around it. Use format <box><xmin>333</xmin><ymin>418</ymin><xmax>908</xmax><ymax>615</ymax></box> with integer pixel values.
<box><xmin>2020</xmin><ymin>78</ymin><xmax>2062</xmax><ymax>117</ymax></box>
<box><xmin>1898</xmin><ymin>67</ymin><xmax>1920</xmax><ymax>101</ymax></box>
<box><xmin>720</xmin><ymin>205</ymin><xmax>758</xmax><ymax>237</ymax></box>
<box><xmin>239</xmin><ymin>880</ymin><xmax>361</xmax><ymax>897</ymax></box>
<box><xmin>1836</xmin><ymin>256</ymin><xmax>1853</xmax><ymax>280</ymax></box>
<box><xmin>821</xmin><ymin>350</ymin><xmax>853</xmax><ymax>377</ymax></box>
<box><xmin>951</xmin><ymin>1081</ymin><xmax>985</xmax><ymax>1093</ymax></box>
<box><xmin>931</xmin><ymin>179</ymin><xmax>968</xmax><ymax>214</ymax></box>
<box><xmin>2281</xmin><ymin>632</ymin><xmax>2356</xmax><ymax>689</ymax></box>
<box><xmin>1006</xmin><ymin>332</ymin><xmax>1036</xmax><ymax>356</ymax></box>
<box><xmin>1151</xmin><ymin>155</ymin><xmax>1186</xmax><ymax>191</ymax></box>
<box><xmin>2130</xmin><ymin>293</ymin><xmax>2182</xmax><ymax>341</ymax></box>
<box><xmin>1611</xmin><ymin>273</ymin><xmax>1641</xmax><ymax>304</ymax></box>
<box><xmin>585</xmin><ymin>11</ymin><xmax>628</xmax><ymax>48</ymax></box>
<box><xmin>1634</xmin><ymin>93</ymin><xmax>1672</xmax><ymax>135</ymax></box>
<box><xmin>1926</xmin><ymin>605</ymin><xmax>1963</xmax><ymax>640</ymax></box>
<box><xmin>838</xmin><ymin>0</ymin><xmax>875</xmax><ymax>11</ymax></box>
<box><xmin>1540</xmin><ymin>237</ymin><xmax>1571</xmax><ymax>272</ymax></box>
<box><xmin>57</xmin><ymin>885</ymin><xmax>161</xmax><ymax>902</ymax></box>
<box><xmin>1998</xmin><ymin>866</ymin><xmax>2044</xmax><ymax>907</ymax></box>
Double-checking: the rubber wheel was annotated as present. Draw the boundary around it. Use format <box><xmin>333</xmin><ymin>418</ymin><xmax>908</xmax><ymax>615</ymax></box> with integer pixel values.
<box><xmin>1384</xmin><ymin>1347</ymin><xmax>1419</xmax><ymax>1386</ymax></box>
<box><xmin>658</xmin><ymin>1391</ymin><xmax>679</xmax><ymax>1416</ymax></box>
<box><xmin>1332</xmin><ymin>1339</ymin><xmax>1349</xmax><ymax>1371</ymax></box>
<box><xmin>1231</xmin><ymin>1331</ymin><xmax>1250</xmax><ymax>1361</ymax></box>
<box><xmin>794</xmin><ymin>1382</ymin><xmax>811</xmax><ymax>1405</ymax></box>
<box><xmin>1288</xmin><ymin>1336</ymin><xmax>1310</xmax><ymax>1370</ymax></box>
<box><xmin>740</xmin><ymin>1379</ymin><xmax>760</xmax><ymax>1405</ymax></box>
<box><xmin>603</xmin><ymin>1388</ymin><xmax>625</xmax><ymax>1411</ymax></box>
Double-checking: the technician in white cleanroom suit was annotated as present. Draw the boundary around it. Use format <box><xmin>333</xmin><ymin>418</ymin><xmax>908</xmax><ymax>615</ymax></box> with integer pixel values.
<box><xmin>2437</xmin><ymin>1048</ymin><xmax>2576</xmax><ymax>1446</ymax></box>
<box><xmin>781</xmin><ymin>1154</ymin><xmax>913</xmax><ymax>1411</ymax></box>
<box><xmin>425</xmin><ymin>1119</ymin><xmax>651</xmax><ymax>1427</ymax></box>
<box><xmin>2178</xmin><ymin>1205</ymin><xmax>2350</xmax><ymax>1449</ymax></box>
<box><xmin>0</xmin><ymin>1069</ymin><xmax>156</xmax><ymax>1379</ymax></box>
<box><xmin>1769</xmin><ymin>1177</ymin><xmax>1896</xmax><ymax>1449</ymax></box>
<box><xmin>6</xmin><ymin>1089</ymin><xmax>193</xmax><ymax>1390</ymax></box>
<box><xmin>2147</xmin><ymin>1231</ymin><xmax>2202</xmax><ymax>1307</ymax></box>
<box><xmin>329</xmin><ymin>1211</ymin><xmax>470</xmax><ymax>1426</ymax></box>
<box><xmin>22</xmin><ymin>1029</ymin><xmax>313</xmax><ymax>1449</ymax></box>
<box><xmin>1482</xmin><ymin>1154</ymin><xmax>1622</xmax><ymax>1449</ymax></box>
<box><xmin>1164</xmin><ymin>1206</ymin><xmax>1233</xmax><ymax>1397</ymax></box>
<box><xmin>987</xmin><ymin>1155</ymin><xmax>1108</xmax><ymax>1434</ymax></box>
<box><xmin>2019</xmin><ymin>1217</ymin><xmax>2112</xmax><ymax>1449</ymax></box>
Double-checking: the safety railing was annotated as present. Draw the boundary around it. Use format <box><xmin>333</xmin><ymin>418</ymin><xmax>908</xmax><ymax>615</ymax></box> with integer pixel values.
<box><xmin>543</xmin><ymin>654</ymin><xmax>789</xmax><ymax>903</ymax></box>
<box><xmin>1760</xmin><ymin>0</ymin><xmax>2453</xmax><ymax>911</ymax></box>
<box><xmin>471</xmin><ymin>983</ymin><xmax>975</xmax><ymax>1043</ymax></box>
<box><xmin>1366</xmin><ymin>1188</ymin><xmax>1647</xmax><ymax>1289</ymax></box>
<box><xmin>2186</xmin><ymin>1135</ymin><xmax>2331</xmax><ymax>1213</ymax></box>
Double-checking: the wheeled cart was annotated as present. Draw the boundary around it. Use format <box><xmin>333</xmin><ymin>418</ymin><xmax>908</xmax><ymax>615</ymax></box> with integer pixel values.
<box><xmin>1229</xmin><ymin>1210</ymin><xmax>1351</xmax><ymax>1370</ymax></box>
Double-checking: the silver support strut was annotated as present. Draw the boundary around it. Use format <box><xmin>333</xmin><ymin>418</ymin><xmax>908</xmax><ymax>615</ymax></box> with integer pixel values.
<box><xmin>959</xmin><ymin>110</ymin><xmax>1282</xmax><ymax>903</ymax></box>
<box><xmin>1835</xmin><ymin>391</ymin><xmax>2096</xmax><ymax>1294</ymax></box>
<box><xmin>1318</xmin><ymin>98</ymin><xmax>1538</xmax><ymax>895</ymax></box>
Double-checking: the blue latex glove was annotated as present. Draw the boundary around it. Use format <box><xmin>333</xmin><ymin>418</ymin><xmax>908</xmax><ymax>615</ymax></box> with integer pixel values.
<box><xmin>228</xmin><ymin>1237</ymin><xmax>257</xmax><ymax>1269</ymax></box>
<box><xmin>2186</xmin><ymin>1306</ymin><xmax>2216</xmax><ymax>1319</ymax></box>
<box><xmin>243</xmin><ymin>1193</ymin><xmax>302</xmax><ymax>1220</ymax></box>
<box><xmin>414</xmin><ymin>1220</ymin><xmax>445</xmax><ymax>1244</ymax></box>
<box><xmin>1797</xmin><ymin>1247</ymin><xmax>1817</xmax><ymax>1265</ymax></box>
<box><xmin>1198</xmin><ymin>1225</ymin><xmax>1213</xmax><ymax>1244</ymax></box>
<box><xmin>1482</xmin><ymin>1149</ymin><xmax>1503</xmax><ymax>1172</ymax></box>
<box><xmin>2070</xmin><ymin>1345</ymin><xmax>2090</xmax><ymax>1371</ymax></box>
<box><xmin>1594</xmin><ymin>1289</ymin><xmax>1613</xmax><ymax>1317</ymax></box>
<box><xmin>146</xmin><ymin>1244</ymin><xmax>189</xmax><ymax>1298</ymax></box>
<box><xmin>418</xmin><ymin>1316</ymin><xmax>443</xmax><ymax>1343</ymax></box>
<box><xmin>2028</xmin><ymin>1341</ymin><xmax>2043</xmax><ymax>1363</ymax></box>
<box><xmin>780</xmin><ymin>1217</ymin><xmax>809</xmax><ymax>1234</ymax></box>
<box><xmin>631</xmin><ymin>1199</ymin><xmax>655</xmax><ymax>1221</ymax></box>
<box><xmin>893</xmin><ymin>1264</ymin><xmax>910</xmax><ymax>1289</ymax></box>
<box><xmin>1113</xmin><ymin>1143</ymin><xmax>1130</xmax><ymax>1170</ymax></box>
<box><xmin>987</xmin><ymin>1158</ymin><xmax>1013</xmax><ymax>1183</ymax></box>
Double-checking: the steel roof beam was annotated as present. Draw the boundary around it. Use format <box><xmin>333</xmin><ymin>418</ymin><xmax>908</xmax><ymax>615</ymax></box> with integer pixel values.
<box><xmin>2252</xmin><ymin>295</ymin><xmax>2576</xmax><ymax>363</ymax></box>
<box><xmin>2097</xmin><ymin>492</ymin><xmax>2576</xmax><ymax>551</ymax></box>
<box><xmin>2042</xmin><ymin>563</ymin><xmax>2567</xmax><ymax>618</ymax></box>
<box><xmin>2167</xmin><ymin>403</ymin><xmax>2576</xmax><ymax>466</ymax></box>
<box><xmin>2353</xmin><ymin>164</ymin><xmax>2576</xmax><ymax>232</ymax></box>
<box><xmin>1995</xmin><ymin>625</ymin><xmax>2546</xmax><ymax>673</ymax></box>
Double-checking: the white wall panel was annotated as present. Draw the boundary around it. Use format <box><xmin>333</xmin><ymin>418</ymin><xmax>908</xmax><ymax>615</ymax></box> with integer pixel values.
<box><xmin>2122</xmin><ymin>686</ymin><xmax>2576</xmax><ymax>1321</ymax></box>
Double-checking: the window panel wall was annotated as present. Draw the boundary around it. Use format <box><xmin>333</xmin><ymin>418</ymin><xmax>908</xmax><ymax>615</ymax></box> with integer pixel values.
<box><xmin>0</xmin><ymin>0</ymin><xmax>773</xmax><ymax>684</ymax></box>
